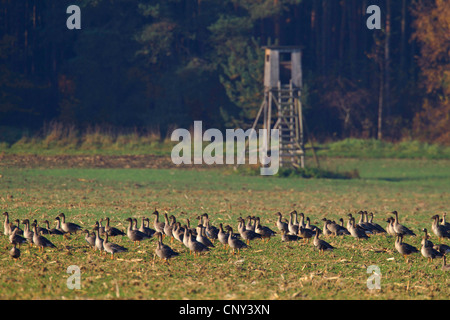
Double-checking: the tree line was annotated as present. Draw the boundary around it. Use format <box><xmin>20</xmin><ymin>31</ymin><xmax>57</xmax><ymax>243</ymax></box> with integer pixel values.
<box><xmin>0</xmin><ymin>0</ymin><xmax>448</xmax><ymax>144</ymax></box>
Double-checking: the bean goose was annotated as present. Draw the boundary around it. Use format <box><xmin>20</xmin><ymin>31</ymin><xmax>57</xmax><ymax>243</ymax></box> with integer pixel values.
<box><xmin>313</xmin><ymin>228</ymin><xmax>334</xmax><ymax>254</ymax></box>
<box><xmin>421</xmin><ymin>240</ymin><xmax>443</xmax><ymax>263</ymax></box>
<box><xmin>254</xmin><ymin>217</ymin><xmax>277</xmax><ymax>242</ymax></box>
<box><xmin>21</xmin><ymin>219</ymin><xmax>34</xmax><ymax>246</ymax></box>
<box><xmin>84</xmin><ymin>230</ymin><xmax>96</xmax><ymax>249</ymax></box>
<box><xmin>33</xmin><ymin>219</ymin><xmax>49</xmax><ymax>235</ymax></box>
<box><xmin>431</xmin><ymin>215</ymin><xmax>450</xmax><ymax>241</ymax></box>
<box><xmin>385</xmin><ymin>217</ymin><xmax>396</xmax><ymax>236</ymax></box>
<box><xmin>187</xmin><ymin>229</ymin><xmax>210</xmax><ymax>257</ymax></box>
<box><xmin>104</xmin><ymin>217</ymin><xmax>126</xmax><ymax>237</ymax></box>
<box><xmin>103</xmin><ymin>233</ymin><xmax>128</xmax><ymax>260</ymax></box>
<box><xmin>172</xmin><ymin>222</ymin><xmax>185</xmax><ymax>243</ymax></box>
<box><xmin>288</xmin><ymin>211</ymin><xmax>299</xmax><ymax>235</ymax></box>
<box><xmin>391</xmin><ymin>211</ymin><xmax>416</xmax><ymax>237</ymax></box>
<box><xmin>237</xmin><ymin>217</ymin><xmax>262</xmax><ymax>245</ymax></box>
<box><xmin>348</xmin><ymin>216</ymin><xmax>369</xmax><ymax>240</ymax></box>
<box><xmin>298</xmin><ymin>225</ymin><xmax>315</xmax><ymax>243</ymax></box>
<box><xmin>275</xmin><ymin>212</ymin><xmax>289</xmax><ymax>234</ymax></box>
<box><xmin>367</xmin><ymin>213</ymin><xmax>387</xmax><ymax>234</ymax></box>
<box><xmin>51</xmin><ymin>217</ymin><xmax>66</xmax><ymax>235</ymax></box>
<box><xmin>31</xmin><ymin>222</ymin><xmax>56</xmax><ymax>252</ymax></box>
<box><xmin>58</xmin><ymin>213</ymin><xmax>82</xmax><ymax>234</ymax></box>
<box><xmin>218</xmin><ymin>223</ymin><xmax>229</xmax><ymax>249</ymax></box>
<box><xmin>440</xmin><ymin>212</ymin><xmax>450</xmax><ymax>229</ymax></box>
<box><xmin>152</xmin><ymin>210</ymin><xmax>165</xmax><ymax>234</ymax></box>
<box><xmin>154</xmin><ymin>232</ymin><xmax>179</xmax><ymax>263</ymax></box>
<box><xmin>93</xmin><ymin>226</ymin><xmax>104</xmax><ymax>253</ymax></box>
<box><xmin>9</xmin><ymin>243</ymin><xmax>20</xmax><ymax>260</ymax></box>
<box><xmin>202</xmin><ymin>213</ymin><xmax>219</xmax><ymax>240</ymax></box>
<box><xmin>163</xmin><ymin>213</ymin><xmax>174</xmax><ymax>242</ymax></box>
<box><xmin>125</xmin><ymin>218</ymin><xmax>150</xmax><ymax>245</ymax></box>
<box><xmin>9</xmin><ymin>225</ymin><xmax>27</xmax><ymax>247</ymax></box>
<box><xmin>196</xmin><ymin>225</ymin><xmax>214</xmax><ymax>248</ymax></box>
<box><xmin>3</xmin><ymin>211</ymin><xmax>12</xmax><ymax>236</ymax></box>
<box><xmin>281</xmin><ymin>230</ymin><xmax>301</xmax><ymax>242</ymax></box>
<box><xmin>395</xmin><ymin>234</ymin><xmax>418</xmax><ymax>262</ymax></box>
<box><xmin>226</xmin><ymin>226</ymin><xmax>248</xmax><ymax>255</ymax></box>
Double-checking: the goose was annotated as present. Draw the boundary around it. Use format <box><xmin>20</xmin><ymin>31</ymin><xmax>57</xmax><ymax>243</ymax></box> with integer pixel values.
<box><xmin>338</xmin><ymin>218</ymin><xmax>351</xmax><ymax>235</ymax></box>
<box><xmin>9</xmin><ymin>225</ymin><xmax>27</xmax><ymax>247</ymax></box>
<box><xmin>433</xmin><ymin>243</ymin><xmax>450</xmax><ymax>256</ymax></box>
<box><xmin>84</xmin><ymin>230</ymin><xmax>96</xmax><ymax>249</ymax></box>
<box><xmin>202</xmin><ymin>213</ymin><xmax>219</xmax><ymax>241</ymax></box>
<box><xmin>297</xmin><ymin>225</ymin><xmax>315</xmax><ymax>243</ymax></box>
<box><xmin>58</xmin><ymin>213</ymin><xmax>82</xmax><ymax>234</ymax></box>
<box><xmin>97</xmin><ymin>219</ymin><xmax>106</xmax><ymax>236</ymax></box>
<box><xmin>245</xmin><ymin>216</ymin><xmax>255</xmax><ymax>232</ymax></box>
<box><xmin>13</xmin><ymin>219</ymin><xmax>24</xmax><ymax>235</ymax></box>
<box><xmin>154</xmin><ymin>232</ymin><xmax>179</xmax><ymax>264</ymax></box>
<box><xmin>9</xmin><ymin>243</ymin><xmax>20</xmax><ymax>261</ymax></box>
<box><xmin>132</xmin><ymin>218</ymin><xmax>140</xmax><ymax>232</ymax></box>
<box><xmin>33</xmin><ymin>220</ymin><xmax>49</xmax><ymax>235</ymax></box>
<box><xmin>367</xmin><ymin>213</ymin><xmax>387</xmax><ymax>234</ymax></box>
<box><xmin>137</xmin><ymin>217</ymin><xmax>150</xmax><ymax>237</ymax></box>
<box><xmin>275</xmin><ymin>212</ymin><xmax>289</xmax><ymax>234</ymax></box>
<box><xmin>163</xmin><ymin>213</ymin><xmax>174</xmax><ymax>242</ymax></box>
<box><xmin>254</xmin><ymin>217</ymin><xmax>277</xmax><ymax>242</ymax></box>
<box><xmin>356</xmin><ymin>211</ymin><xmax>374</xmax><ymax>234</ymax></box>
<box><xmin>395</xmin><ymin>234</ymin><xmax>418</xmax><ymax>262</ymax></box>
<box><xmin>142</xmin><ymin>218</ymin><xmax>157</xmax><ymax>238</ymax></box>
<box><xmin>421</xmin><ymin>228</ymin><xmax>434</xmax><ymax>248</ymax></box>
<box><xmin>385</xmin><ymin>217</ymin><xmax>396</xmax><ymax>236</ymax></box>
<box><xmin>348</xmin><ymin>216</ymin><xmax>369</xmax><ymax>240</ymax></box>
<box><xmin>185</xmin><ymin>218</ymin><xmax>198</xmax><ymax>237</ymax></box>
<box><xmin>427</xmin><ymin>226</ymin><xmax>450</xmax><ymax>255</ymax></box>
<box><xmin>104</xmin><ymin>217</ymin><xmax>126</xmax><ymax>237</ymax></box>
<box><xmin>187</xmin><ymin>229</ymin><xmax>210</xmax><ymax>257</ymax></box>
<box><xmin>313</xmin><ymin>228</ymin><xmax>334</xmax><ymax>254</ymax></box>
<box><xmin>281</xmin><ymin>230</ymin><xmax>301</xmax><ymax>242</ymax></box>
<box><xmin>152</xmin><ymin>210</ymin><xmax>165</xmax><ymax>234</ymax></box>
<box><xmin>431</xmin><ymin>215</ymin><xmax>450</xmax><ymax>241</ymax></box>
<box><xmin>172</xmin><ymin>222</ymin><xmax>185</xmax><ymax>243</ymax></box>
<box><xmin>391</xmin><ymin>211</ymin><xmax>416</xmax><ymax>237</ymax></box>
<box><xmin>125</xmin><ymin>218</ymin><xmax>150</xmax><ymax>245</ymax></box>
<box><xmin>321</xmin><ymin>219</ymin><xmax>334</xmax><ymax>237</ymax></box>
<box><xmin>440</xmin><ymin>213</ymin><xmax>450</xmax><ymax>229</ymax></box>
<box><xmin>288</xmin><ymin>211</ymin><xmax>299</xmax><ymax>235</ymax></box>
<box><xmin>3</xmin><ymin>212</ymin><xmax>12</xmax><ymax>236</ymax></box>
<box><xmin>322</xmin><ymin>219</ymin><xmax>347</xmax><ymax>236</ymax></box>
<box><xmin>103</xmin><ymin>233</ymin><xmax>128</xmax><ymax>260</ymax></box>
<box><xmin>298</xmin><ymin>212</ymin><xmax>306</xmax><ymax>228</ymax></box>
<box><xmin>93</xmin><ymin>226</ymin><xmax>104</xmax><ymax>254</ymax></box>
<box><xmin>182</xmin><ymin>225</ymin><xmax>192</xmax><ymax>249</ymax></box>
<box><xmin>305</xmin><ymin>217</ymin><xmax>320</xmax><ymax>233</ymax></box>
<box><xmin>196</xmin><ymin>225</ymin><xmax>214</xmax><ymax>248</ymax></box>
<box><xmin>421</xmin><ymin>239</ymin><xmax>443</xmax><ymax>263</ymax></box>
<box><xmin>31</xmin><ymin>222</ymin><xmax>56</xmax><ymax>252</ymax></box>
<box><xmin>49</xmin><ymin>218</ymin><xmax>66</xmax><ymax>235</ymax></box>
<box><xmin>226</xmin><ymin>226</ymin><xmax>248</xmax><ymax>255</ymax></box>
<box><xmin>218</xmin><ymin>223</ymin><xmax>229</xmax><ymax>249</ymax></box>
<box><xmin>237</xmin><ymin>217</ymin><xmax>262</xmax><ymax>245</ymax></box>
<box><xmin>21</xmin><ymin>219</ymin><xmax>34</xmax><ymax>246</ymax></box>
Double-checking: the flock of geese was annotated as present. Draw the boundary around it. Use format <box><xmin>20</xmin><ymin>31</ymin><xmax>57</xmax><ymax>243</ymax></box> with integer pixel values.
<box><xmin>3</xmin><ymin>210</ymin><xmax>450</xmax><ymax>270</ymax></box>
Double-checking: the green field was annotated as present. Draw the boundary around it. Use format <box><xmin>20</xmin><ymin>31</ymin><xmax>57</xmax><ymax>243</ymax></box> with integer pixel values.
<box><xmin>0</xmin><ymin>157</ymin><xmax>449</xmax><ymax>299</ymax></box>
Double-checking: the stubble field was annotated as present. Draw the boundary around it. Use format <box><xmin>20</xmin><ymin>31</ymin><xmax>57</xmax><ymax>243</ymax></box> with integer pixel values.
<box><xmin>0</xmin><ymin>156</ymin><xmax>449</xmax><ymax>300</ymax></box>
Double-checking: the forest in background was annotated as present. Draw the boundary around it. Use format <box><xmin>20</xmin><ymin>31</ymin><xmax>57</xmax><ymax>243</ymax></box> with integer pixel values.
<box><xmin>0</xmin><ymin>0</ymin><xmax>449</xmax><ymax>145</ymax></box>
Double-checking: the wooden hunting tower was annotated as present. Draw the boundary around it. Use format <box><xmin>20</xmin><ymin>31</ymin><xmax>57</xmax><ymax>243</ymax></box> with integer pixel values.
<box><xmin>250</xmin><ymin>46</ymin><xmax>305</xmax><ymax>168</ymax></box>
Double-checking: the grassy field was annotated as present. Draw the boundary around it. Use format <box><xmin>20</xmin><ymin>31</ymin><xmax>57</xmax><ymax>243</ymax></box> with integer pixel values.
<box><xmin>0</xmin><ymin>157</ymin><xmax>449</xmax><ymax>300</ymax></box>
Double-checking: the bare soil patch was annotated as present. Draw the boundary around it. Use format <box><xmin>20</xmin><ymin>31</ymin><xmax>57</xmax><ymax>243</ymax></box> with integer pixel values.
<box><xmin>0</xmin><ymin>154</ymin><xmax>177</xmax><ymax>169</ymax></box>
